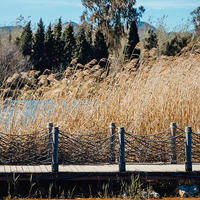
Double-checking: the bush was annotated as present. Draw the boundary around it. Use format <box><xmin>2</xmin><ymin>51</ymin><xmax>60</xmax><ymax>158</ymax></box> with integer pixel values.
<box><xmin>191</xmin><ymin>7</ymin><xmax>200</xmax><ymax>37</ymax></box>
<box><xmin>0</xmin><ymin>40</ymin><xmax>30</xmax><ymax>86</ymax></box>
<box><xmin>142</xmin><ymin>29</ymin><xmax>158</xmax><ymax>50</ymax></box>
<box><xmin>142</xmin><ymin>28</ymin><xmax>191</xmax><ymax>56</ymax></box>
<box><xmin>142</xmin><ymin>15</ymin><xmax>192</xmax><ymax>56</ymax></box>
<box><xmin>159</xmin><ymin>33</ymin><xmax>191</xmax><ymax>56</ymax></box>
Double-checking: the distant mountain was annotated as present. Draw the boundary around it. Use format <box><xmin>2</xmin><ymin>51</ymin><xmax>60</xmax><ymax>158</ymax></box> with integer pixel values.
<box><xmin>0</xmin><ymin>21</ymin><xmax>154</xmax><ymax>40</ymax></box>
<box><xmin>0</xmin><ymin>25</ymin><xmax>22</xmax><ymax>33</ymax></box>
<box><xmin>137</xmin><ymin>21</ymin><xmax>156</xmax><ymax>40</ymax></box>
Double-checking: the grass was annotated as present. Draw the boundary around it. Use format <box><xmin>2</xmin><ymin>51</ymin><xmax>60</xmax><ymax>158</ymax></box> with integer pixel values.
<box><xmin>3</xmin><ymin>174</ymin><xmax>151</xmax><ymax>199</ymax></box>
<box><xmin>0</xmin><ymin>18</ymin><xmax>199</xmax><ymax>137</ymax></box>
<box><xmin>0</xmin><ymin>49</ymin><xmax>199</xmax><ymax>135</ymax></box>
<box><xmin>0</xmin><ymin>23</ymin><xmax>200</xmax><ymax>200</ymax></box>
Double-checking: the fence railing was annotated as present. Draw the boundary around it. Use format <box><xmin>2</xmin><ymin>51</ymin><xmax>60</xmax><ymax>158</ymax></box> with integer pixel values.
<box><xmin>0</xmin><ymin>122</ymin><xmax>199</xmax><ymax>172</ymax></box>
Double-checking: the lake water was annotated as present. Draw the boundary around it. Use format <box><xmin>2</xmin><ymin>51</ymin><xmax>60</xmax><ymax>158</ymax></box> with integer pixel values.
<box><xmin>0</xmin><ymin>100</ymin><xmax>83</xmax><ymax>131</ymax></box>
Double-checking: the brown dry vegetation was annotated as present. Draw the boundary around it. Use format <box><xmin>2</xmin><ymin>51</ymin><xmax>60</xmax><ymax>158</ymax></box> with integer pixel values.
<box><xmin>0</xmin><ymin>42</ymin><xmax>199</xmax><ymax>135</ymax></box>
<box><xmin>9</xmin><ymin>198</ymin><xmax>200</xmax><ymax>200</ymax></box>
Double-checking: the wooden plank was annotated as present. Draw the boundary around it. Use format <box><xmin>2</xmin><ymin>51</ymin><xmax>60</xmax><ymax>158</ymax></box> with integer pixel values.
<box><xmin>193</xmin><ymin>164</ymin><xmax>200</xmax><ymax>171</ymax></box>
<box><xmin>59</xmin><ymin>165</ymin><xmax>75</xmax><ymax>172</ymax></box>
<box><xmin>15</xmin><ymin>166</ymin><xmax>23</xmax><ymax>173</ymax></box>
<box><xmin>10</xmin><ymin>166</ymin><xmax>17</xmax><ymax>173</ymax></box>
<box><xmin>0</xmin><ymin>164</ymin><xmax>200</xmax><ymax>174</ymax></box>
<box><xmin>45</xmin><ymin>165</ymin><xmax>51</xmax><ymax>172</ymax></box>
<box><xmin>0</xmin><ymin>165</ymin><xmax>5</xmax><ymax>173</ymax></box>
<box><xmin>71</xmin><ymin>165</ymin><xmax>82</xmax><ymax>173</ymax></box>
<box><xmin>39</xmin><ymin>165</ymin><xmax>48</xmax><ymax>173</ymax></box>
<box><xmin>22</xmin><ymin>165</ymin><xmax>30</xmax><ymax>173</ymax></box>
<box><xmin>32</xmin><ymin>165</ymin><xmax>42</xmax><ymax>173</ymax></box>
<box><xmin>4</xmin><ymin>165</ymin><xmax>11</xmax><ymax>173</ymax></box>
<box><xmin>28</xmin><ymin>166</ymin><xmax>35</xmax><ymax>173</ymax></box>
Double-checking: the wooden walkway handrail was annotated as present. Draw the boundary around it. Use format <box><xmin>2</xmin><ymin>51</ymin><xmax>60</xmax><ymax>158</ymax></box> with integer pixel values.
<box><xmin>0</xmin><ymin>122</ymin><xmax>198</xmax><ymax>173</ymax></box>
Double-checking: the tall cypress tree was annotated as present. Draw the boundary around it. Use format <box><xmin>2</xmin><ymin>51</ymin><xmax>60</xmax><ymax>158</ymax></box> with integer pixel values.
<box><xmin>53</xmin><ymin>18</ymin><xmax>64</xmax><ymax>70</ymax></box>
<box><xmin>124</xmin><ymin>21</ymin><xmax>140</xmax><ymax>60</ymax></box>
<box><xmin>85</xmin><ymin>24</ymin><xmax>94</xmax><ymax>61</ymax></box>
<box><xmin>62</xmin><ymin>23</ymin><xmax>76</xmax><ymax>66</ymax></box>
<box><xmin>19</xmin><ymin>21</ymin><xmax>32</xmax><ymax>57</ymax></box>
<box><xmin>32</xmin><ymin>18</ymin><xmax>45</xmax><ymax>71</ymax></box>
<box><xmin>44</xmin><ymin>23</ymin><xmax>55</xmax><ymax>70</ymax></box>
<box><xmin>75</xmin><ymin>25</ymin><xmax>90</xmax><ymax>64</ymax></box>
<box><xmin>94</xmin><ymin>30</ymin><xmax>108</xmax><ymax>61</ymax></box>
<box><xmin>86</xmin><ymin>24</ymin><xmax>93</xmax><ymax>46</ymax></box>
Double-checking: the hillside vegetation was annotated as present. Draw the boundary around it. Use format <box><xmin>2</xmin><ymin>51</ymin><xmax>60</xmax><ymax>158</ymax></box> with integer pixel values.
<box><xmin>0</xmin><ymin>5</ymin><xmax>199</xmax><ymax>135</ymax></box>
<box><xmin>0</xmin><ymin>41</ymin><xmax>199</xmax><ymax>135</ymax></box>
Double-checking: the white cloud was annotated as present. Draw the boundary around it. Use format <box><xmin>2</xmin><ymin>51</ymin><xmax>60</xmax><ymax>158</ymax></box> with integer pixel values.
<box><xmin>138</xmin><ymin>0</ymin><xmax>199</xmax><ymax>9</ymax></box>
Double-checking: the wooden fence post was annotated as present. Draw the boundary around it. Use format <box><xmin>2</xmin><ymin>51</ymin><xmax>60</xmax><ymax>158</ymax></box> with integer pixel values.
<box><xmin>110</xmin><ymin>122</ymin><xmax>116</xmax><ymax>163</ymax></box>
<box><xmin>170</xmin><ymin>122</ymin><xmax>177</xmax><ymax>164</ymax></box>
<box><xmin>118</xmin><ymin>127</ymin><xmax>126</xmax><ymax>172</ymax></box>
<box><xmin>52</xmin><ymin>127</ymin><xmax>59</xmax><ymax>173</ymax></box>
<box><xmin>185</xmin><ymin>126</ymin><xmax>192</xmax><ymax>172</ymax></box>
<box><xmin>47</xmin><ymin>122</ymin><xmax>53</xmax><ymax>134</ymax></box>
<box><xmin>47</xmin><ymin>122</ymin><xmax>53</xmax><ymax>158</ymax></box>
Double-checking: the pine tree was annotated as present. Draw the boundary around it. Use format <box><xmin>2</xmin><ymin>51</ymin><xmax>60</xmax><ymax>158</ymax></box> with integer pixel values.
<box><xmin>44</xmin><ymin>23</ymin><xmax>55</xmax><ymax>70</ymax></box>
<box><xmin>82</xmin><ymin>0</ymin><xmax>144</xmax><ymax>51</ymax></box>
<box><xmin>143</xmin><ymin>29</ymin><xmax>158</xmax><ymax>50</ymax></box>
<box><xmin>75</xmin><ymin>25</ymin><xmax>90</xmax><ymax>64</ymax></box>
<box><xmin>191</xmin><ymin>7</ymin><xmax>200</xmax><ymax>37</ymax></box>
<box><xmin>124</xmin><ymin>21</ymin><xmax>140</xmax><ymax>60</ymax></box>
<box><xmin>94</xmin><ymin>30</ymin><xmax>108</xmax><ymax>61</ymax></box>
<box><xmin>19</xmin><ymin>21</ymin><xmax>32</xmax><ymax>56</ymax></box>
<box><xmin>32</xmin><ymin>18</ymin><xmax>45</xmax><ymax>71</ymax></box>
<box><xmin>53</xmin><ymin>18</ymin><xmax>64</xmax><ymax>70</ymax></box>
<box><xmin>86</xmin><ymin>24</ymin><xmax>93</xmax><ymax>46</ymax></box>
<box><xmin>62</xmin><ymin>23</ymin><xmax>76</xmax><ymax>66</ymax></box>
<box><xmin>15</xmin><ymin>36</ymin><xmax>20</xmax><ymax>46</ymax></box>
<box><xmin>85</xmin><ymin>24</ymin><xmax>94</xmax><ymax>61</ymax></box>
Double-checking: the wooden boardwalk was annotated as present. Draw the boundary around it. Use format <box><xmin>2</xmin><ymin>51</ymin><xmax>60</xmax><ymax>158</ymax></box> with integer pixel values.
<box><xmin>0</xmin><ymin>163</ymin><xmax>200</xmax><ymax>173</ymax></box>
<box><xmin>0</xmin><ymin>164</ymin><xmax>200</xmax><ymax>182</ymax></box>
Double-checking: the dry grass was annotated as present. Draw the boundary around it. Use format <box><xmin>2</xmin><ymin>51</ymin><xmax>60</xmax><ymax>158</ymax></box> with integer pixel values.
<box><xmin>0</xmin><ymin>17</ymin><xmax>199</xmax><ymax>135</ymax></box>
<box><xmin>0</xmin><ymin>35</ymin><xmax>30</xmax><ymax>86</ymax></box>
<box><xmin>0</xmin><ymin>50</ymin><xmax>199</xmax><ymax>135</ymax></box>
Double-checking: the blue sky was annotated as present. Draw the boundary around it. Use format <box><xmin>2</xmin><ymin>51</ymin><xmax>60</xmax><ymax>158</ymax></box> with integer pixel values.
<box><xmin>0</xmin><ymin>0</ymin><xmax>199</xmax><ymax>31</ymax></box>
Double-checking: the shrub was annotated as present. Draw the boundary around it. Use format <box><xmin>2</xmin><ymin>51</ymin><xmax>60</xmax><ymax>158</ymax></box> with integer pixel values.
<box><xmin>142</xmin><ymin>29</ymin><xmax>158</xmax><ymax>50</ymax></box>
<box><xmin>94</xmin><ymin>30</ymin><xmax>108</xmax><ymax>61</ymax></box>
<box><xmin>142</xmin><ymin>28</ymin><xmax>191</xmax><ymax>56</ymax></box>
<box><xmin>0</xmin><ymin>40</ymin><xmax>30</xmax><ymax>86</ymax></box>
<box><xmin>159</xmin><ymin>33</ymin><xmax>191</xmax><ymax>56</ymax></box>
<box><xmin>191</xmin><ymin>6</ymin><xmax>200</xmax><ymax>37</ymax></box>
<box><xmin>124</xmin><ymin>21</ymin><xmax>140</xmax><ymax>60</ymax></box>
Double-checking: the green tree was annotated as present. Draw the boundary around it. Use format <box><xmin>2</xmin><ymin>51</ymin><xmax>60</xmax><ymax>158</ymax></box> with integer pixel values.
<box><xmin>85</xmin><ymin>24</ymin><xmax>93</xmax><ymax>46</ymax></box>
<box><xmin>142</xmin><ymin>29</ymin><xmax>158</xmax><ymax>50</ymax></box>
<box><xmin>160</xmin><ymin>33</ymin><xmax>191</xmax><ymax>56</ymax></box>
<box><xmin>75</xmin><ymin>25</ymin><xmax>90</xmax><ymax>64</ymax></box>
<box><xmin>94</xmin><ymin>30</ymin><xmax>108</xmax><ymax>61</ymax></box>
<box><xmin>32</xmin><ymin>18</ymin><xmax>45</xmax><ymax>71</ymax></box>
<box><xmin>15</xmin><ymin>36</ymin><xmax>20</xmax><ymax>46</ymax></box>
<box><xmin>53</xmin><ymin>18</ymin><xmax>64</xmax><ymax>70</ymax></box>
<box><xmin>62</xmin><ymin>23</ymin><xmax>76</xmax><ymax>66</ymax></box>
<box><xmin>81</xmin><ymin>0</ymin><xmax>144</xmax><ymax>50</ymax></box>
<box><xmin>44</xmin><ymin>23</ymin><xmax>55</xmax><ymax>70</ymax></box>
<box><xmin>124</xmin><ymin>21</ymin><xmax>140</xmax><ymax>60</ymax></box>
<box><xmin>19</xmin><ymin>21</ymin><xmax>32</xmax><ymax>56</ymax></box>
<box><xmin>191</xmin><ymin>7</ymin><xmax>200</xmax><ymax>37</ymax></box>
<box><xmin>85</xmin><ymin>24</ymin><xmax>94</xmax><ymax>61</ymax></box>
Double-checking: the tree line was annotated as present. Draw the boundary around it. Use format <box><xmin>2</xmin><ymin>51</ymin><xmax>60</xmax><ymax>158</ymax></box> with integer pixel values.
<box><xmin>15</xmin><ymin>0</ymin><xmax>144</xmax><ymax>73</ymax></box>
<box><xmin>16</xmin><ymin>18</ymin><xmax>109</xmax><ymax>72</ymax></box>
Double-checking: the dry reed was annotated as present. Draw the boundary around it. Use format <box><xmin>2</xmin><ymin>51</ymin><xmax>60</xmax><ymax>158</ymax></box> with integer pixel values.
<box><xmin>0</xmin><ymin>51</ymin><xmax>199</xmax><ymax>136</ymax></box>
